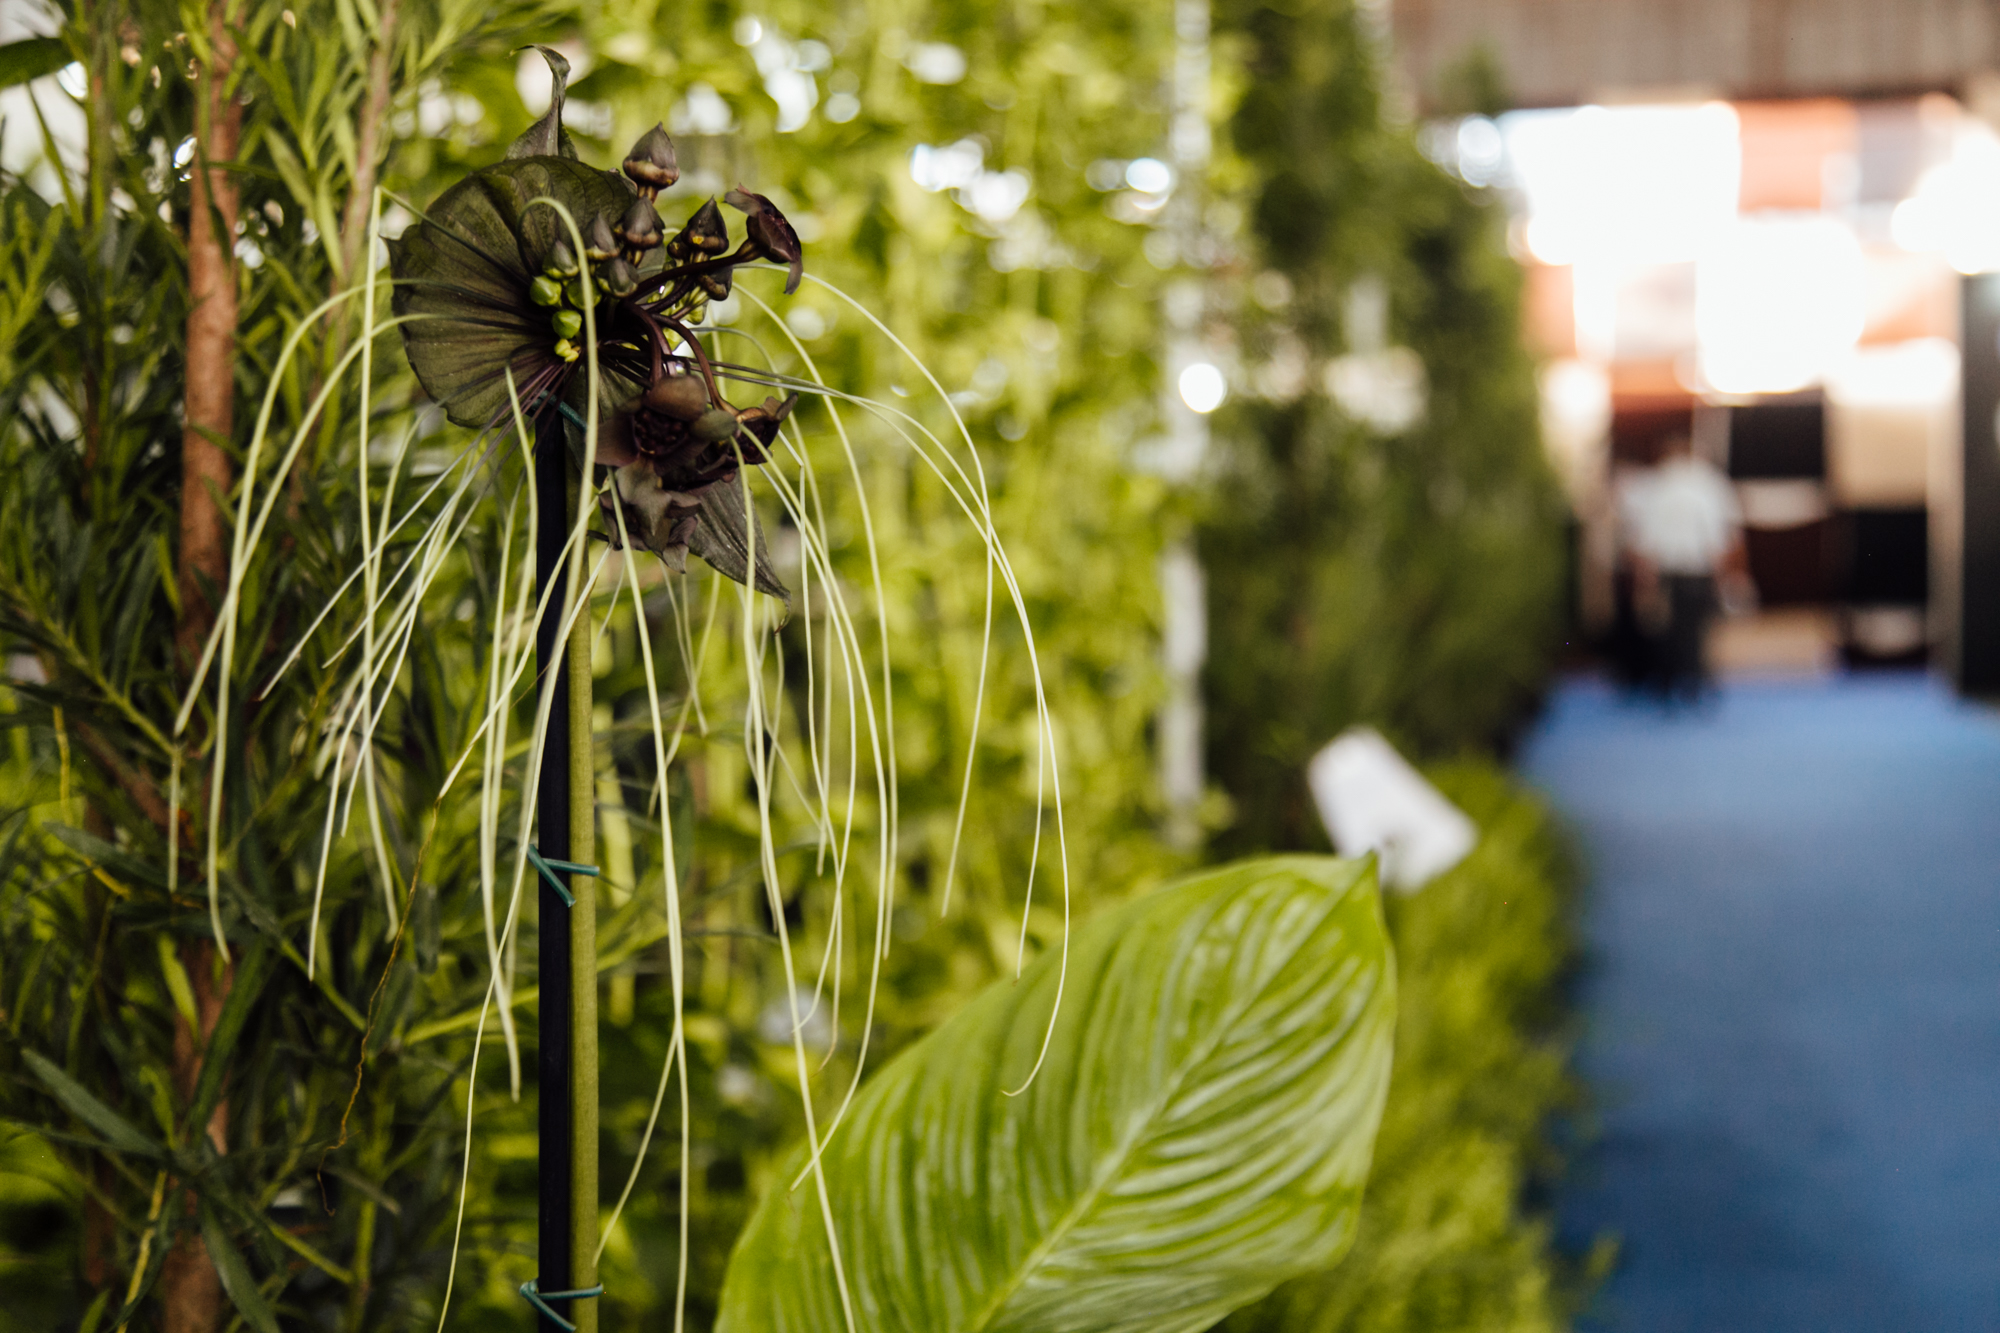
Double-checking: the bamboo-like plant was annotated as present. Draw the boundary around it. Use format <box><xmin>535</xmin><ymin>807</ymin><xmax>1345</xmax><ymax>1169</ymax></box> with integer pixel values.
<box><xmin>0</xmin><ymin>1</ymin><xmax>534</xmax><ymax>1327</ymax></box>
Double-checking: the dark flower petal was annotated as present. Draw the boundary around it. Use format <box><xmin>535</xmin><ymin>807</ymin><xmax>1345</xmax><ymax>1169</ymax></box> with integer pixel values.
<box><xmin>723</xmin><ymin>186</ymin><xmax>804</xmax><ymax>294</ymax></box>
<box><xmin>508</xmin><ymin>46</ymin><xmax>580</xmax><ymax>162</ymax></box>
<box><xmin>590</xmin><ymin>407</ymin><xmax>641</xmax><ymax>468</ymax></box>
<box><xmin>685</xmin><ymin>477</ymin><xmax>791</xmax><ymax>606</ymax></box>
<box><xmin>603</xmin><ymin>462</ymin><xmax>702</xmax><ymax>557</ymax></box>
<box><xmin>735</xmin><ymin>394</ymin><xmax>798</xmax><ymax>449</ymax></box>
<box><xmin>391</xmin><ymin>156</ymin><xmax>636</xmax><ymax>427</ymax></box>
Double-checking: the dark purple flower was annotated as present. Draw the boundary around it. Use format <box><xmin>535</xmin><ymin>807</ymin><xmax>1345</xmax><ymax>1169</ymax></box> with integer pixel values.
<box><xmin>390</xmin><ymin>47</ymin><xmax>808</xmax><ymax>602</ymax></box>
<box><xmin>724</xmin><ymin>187</ymin><xmax>804</xmax><ymax>294</ymax></box>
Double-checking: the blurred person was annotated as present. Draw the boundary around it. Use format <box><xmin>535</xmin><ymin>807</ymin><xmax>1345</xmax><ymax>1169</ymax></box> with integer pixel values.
<box><xmin>1617</xmin><ymin>434</ymin><xmax>1747</xmax><ymax>702</ymax></box>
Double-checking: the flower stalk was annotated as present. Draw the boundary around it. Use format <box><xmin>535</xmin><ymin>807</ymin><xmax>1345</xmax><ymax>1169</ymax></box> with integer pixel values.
<box><xmin>390</xmin><ymin>52</ymin><xmax>817</xmax><ymax>1323</ymax></box>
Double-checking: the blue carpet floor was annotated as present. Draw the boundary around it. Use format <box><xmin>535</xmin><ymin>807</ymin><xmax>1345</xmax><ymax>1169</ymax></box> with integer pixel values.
<box><xmin>1521</xmin><ymin>673</ymin><xmax>2000</xmax><ymax>1333</ymax></box>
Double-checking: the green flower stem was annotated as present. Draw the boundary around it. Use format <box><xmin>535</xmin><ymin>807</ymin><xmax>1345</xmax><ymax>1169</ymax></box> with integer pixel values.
<box><xmin>567</xmin><ymin>498</ymin><xmax>600</xmax><ymax>1333</ymax></box>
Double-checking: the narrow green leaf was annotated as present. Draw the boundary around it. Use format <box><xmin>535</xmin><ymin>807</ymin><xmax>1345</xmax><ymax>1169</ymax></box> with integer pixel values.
<box><xmin>156</xmin><ymin>935</ymin><xmax>201</xmax><ymax>1031</ymax></box>
<box><xmin>21</xmin><ymin>1048</ymin><xmax>163</xmax><ymax>1159</ymax></box>
<box><xmin>716</xmin><ymin>856</ymin><xmax>1398</xmax><ymax>1333</ymax></box>
<box><xmin>188</xmin><ymin>944</ymin><xmax>274</xmax><ymax>1132</ymax></box>
<box><xmin>0</xmin><ymin>37</ymin><xmax>67</xmax><ymax>90</ymax></box>
<box><xmin>49</xmin><ymin>823</ymin><xmax>167</xmax><ymax>890</ymax></box>
<box><xmin>100</xmin><ymin>1202</ymin><xmax>175</xmax><ymax>1333</ymax></box>
<box><xmin>199</xmin><ymin>1203</ymin><xmax>283</xmax><ymax>1333</ymax></box>
<box><xmin>75</xmin><ymin>1287</ymin><xmax>110</xmax><ymax>1333</ymax></box>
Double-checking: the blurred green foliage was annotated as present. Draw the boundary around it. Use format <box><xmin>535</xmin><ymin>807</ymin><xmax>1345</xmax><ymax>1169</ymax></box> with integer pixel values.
<box><xmin>1203</xmin><ymin>0</ymin><xmax>1569</xmax><ymax>855</ymax></box>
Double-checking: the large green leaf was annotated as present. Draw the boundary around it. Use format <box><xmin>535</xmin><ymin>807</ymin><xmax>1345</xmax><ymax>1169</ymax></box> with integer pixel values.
<box><xmin>716</xmin><ymin>856</ymin><xmax>1397</xmax><ymax>1333</ymax></box>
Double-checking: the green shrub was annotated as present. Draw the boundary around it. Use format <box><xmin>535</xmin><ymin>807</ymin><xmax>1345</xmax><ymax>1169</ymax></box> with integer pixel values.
<box><xmin>1203</xmin><ymin>0</ymin><xmax>1570</xmax><ymax>855</ymax></box>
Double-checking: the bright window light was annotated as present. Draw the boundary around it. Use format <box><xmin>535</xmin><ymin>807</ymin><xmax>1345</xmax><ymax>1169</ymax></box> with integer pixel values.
<box><xmin>1502</xmin><ymin>103</ymin><xmax>1740</xmax><ymax>267</ymax></box>
<box><xmin>1696</xmin><ymin>216</ymin><xmax>1865</xmax><ymax>395</ymax></box>
<box><xmin>1824</xmin><ymin>337</ymin><xmax>1960</xmax><ymax>409</ymax></box>
<box><xmin>1179</xmin><ymin>362</ymin><xmax>1227</xmax><ymax>414</ymax></box>
<box><xmin>1455</xmin><ymin>116</ymin><xmax>1504</xmax><ymax>185</ymax></box>
<box><xmin>1891</xmin><ymin>122</ymin><xmax>2000</xmax><ymax>274</ymax></box>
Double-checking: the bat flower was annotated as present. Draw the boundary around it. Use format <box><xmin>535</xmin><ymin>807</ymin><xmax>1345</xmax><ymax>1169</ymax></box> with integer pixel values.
<box><xmin>389</xmin><ymin>45</ymin><xmax>808</xmax><ymax>602</ymax></box>
<box><xmin>598</xmin><ymin>362</ymin><xmax>799</xmax><ymax>598</ymax></box>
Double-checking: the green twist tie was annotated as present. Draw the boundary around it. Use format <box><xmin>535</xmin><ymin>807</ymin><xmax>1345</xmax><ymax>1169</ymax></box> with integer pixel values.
<box><xmin>525</xmin><ymin>845</ymin><xmax>599</xmax><ymax>908</ymax></box>
<box><xmin>519</xmin><ymin>1279</ymin><xmax>604</xmax><ymax>1331</ymax></box>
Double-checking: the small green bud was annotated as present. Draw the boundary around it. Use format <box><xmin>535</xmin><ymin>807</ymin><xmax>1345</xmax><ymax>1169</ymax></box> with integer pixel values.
<box><xmin>529</xmin><ymin>275</ymin><xmax>562</xmax><ymax>306</ymax></box>
<box><xmin>565</xmin><ymin>277</ymin><xmax>598</xmax><ymax>309</ymax></box>
<box><xmin>692</xmin><ymin>407</ymin><xmax>739</xmax><ymax>443</ymax></box>
<box><xmin>545</xmin><ymin>240</ymin><xmax>579</xmax><ymax>277</ymax></box>
<box><xmin>552</xmin><ymin>308</ymin><xmax>582</xmax><ymax>339</ymax></box>
<box><xmin>554</xmin><ymin>338</ymin><xmax>580</xmax><ymax>362</ymax></box>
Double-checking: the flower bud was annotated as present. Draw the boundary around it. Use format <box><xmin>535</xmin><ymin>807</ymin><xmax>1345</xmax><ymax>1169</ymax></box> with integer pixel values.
<box><xmin>554</xmin><ymin>338</ymin><xmax>580</xmax><ymax>362</ymax></box>
<box><xmin>529</xmin><ymin>275</ymin><xmax>563</xmax><ymax>306</ymax></box>
<box><xmin>644</xmin><ymin>369</ymin><xmax>709</xmax><ymax>421</ymax></box>
<box><xmin>734</xmin><ymin>394</ymin><xmax>797</xmax><ymax>453</ymax></box>
<box><xmin>692</xmin><ymin>407</ymin><xmax>739</xmax><ymax>443</ymax></box>
<box><xmin>584</xmin><ymin>214</ymin><xmax>619</xmax><ymax>262</ymax></box>
<box><xmin>622</xmin><ymin>123</ymin><xmax>680</xmax><ymax>193</ymax></box>
<box><xmin>545</xmin><ymin>240</ymin><xmax>579</xmax><ymax>277</ymax></box>
<box><xmin>724</xmin><ymin>186</ymin><xmax>804</xmax><ymax>294</ymax></box>
<box><xmin>670</xmin><ymin>198</ymin><xmax>730</xmax><ymax>260</ymax></box>
<box><xmin>552</xmin><ymin>308</ymin><xmax>582</xmax><ymax>339</ymax></box>
<box><xmin>619</xmin><ymin>197</ymin><xmax>663</xmax><ymax>251</ymax></box>
<box><xmin>603</xmin><ymin>256</ymin><xmax>639</xmax><ymax>297</ymax></box>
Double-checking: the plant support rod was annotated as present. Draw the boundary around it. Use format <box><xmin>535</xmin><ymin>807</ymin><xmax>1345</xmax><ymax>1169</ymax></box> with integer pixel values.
<box><xmin>534</xmin><ymin>406</ymin><xmax>599</xmax><ymax>1331</ymax></box>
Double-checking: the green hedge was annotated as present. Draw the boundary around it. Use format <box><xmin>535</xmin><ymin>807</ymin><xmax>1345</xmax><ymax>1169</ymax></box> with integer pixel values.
<box><xmin>1223</xmin><ymin>760</ymin><xmax>1602</xmax><ymax>1333</ymax></box>
<box><xmin>1204</xmin><ymin>0</ymin><xmax>1571</xmax><ymax>855</ymax></box>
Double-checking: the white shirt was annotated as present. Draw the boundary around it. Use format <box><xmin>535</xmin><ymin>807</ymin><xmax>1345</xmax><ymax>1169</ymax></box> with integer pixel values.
<box><xmin>1619</xmin><ymin>456</ymin><xmax>1741</xmax><ymax>576</ymax></box>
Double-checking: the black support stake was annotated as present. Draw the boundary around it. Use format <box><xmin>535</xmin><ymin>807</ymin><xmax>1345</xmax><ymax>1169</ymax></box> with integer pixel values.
<box><xmin>534</xmin><ymin>406</ymin><xmax>574</xmax><ymax>1331</ymax></box>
